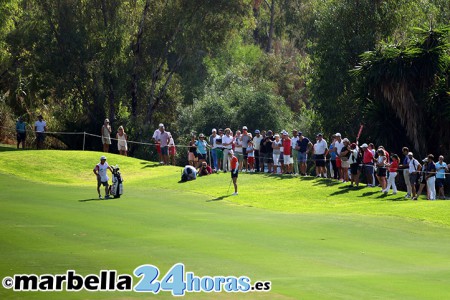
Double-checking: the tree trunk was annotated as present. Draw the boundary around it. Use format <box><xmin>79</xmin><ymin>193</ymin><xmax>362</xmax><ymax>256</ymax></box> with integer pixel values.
<box><xmin>266</xmin><ymin>0</ymin><xmax>275</xmax><ymax>53</ymax></box>
<box><xmin>253</xmin><ymin>0</ymin><xmax>262</xmax><ymax>44</ymax></box>
<box><xmin>131</xmin><ymin>0</ymin><xmax>150</xmax><ymax>119</ymax></box>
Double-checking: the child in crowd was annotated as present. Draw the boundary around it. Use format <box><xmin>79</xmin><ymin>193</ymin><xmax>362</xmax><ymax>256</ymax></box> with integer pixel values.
<box><xmin>246</xmin><ymin>140</ymin><xmax>255</xmax><ymax>172</ymax></box>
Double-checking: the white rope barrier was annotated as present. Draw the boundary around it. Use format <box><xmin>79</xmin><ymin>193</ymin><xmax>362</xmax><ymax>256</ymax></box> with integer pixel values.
<box><xmin>2</xmin><ymin>125</ymin><xmax>450</xmax><ymax>174</ymax></box>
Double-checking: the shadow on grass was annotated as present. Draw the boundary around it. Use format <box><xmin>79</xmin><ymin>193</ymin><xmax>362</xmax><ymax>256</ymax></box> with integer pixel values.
<box><xmin>207</xmin><ymin>195</ymin><xmax>231</xmax><ymax>202</ymax></box>
<box><xmin>376</xmin><ymin>193</ymin><xmax>408</xmax><ymax>201</ymax></box>
<box><xmin>141</xmin><ymin>162</ymin><xmax>161</xmax><ymax>169</ymax></box>
<box><xmin>0</xmin><ymin>145</ymin><xmax>19</xmax><ymax>152</ymax></box>
<box><xmin>78</xmin><ymin>198</ymin><xmax>120</xmax><ymax>202</ymax></box>
<box><xmin>358</xmin><ymin>190</ymin><xmax>380</xmax><ymax>197</ymax></box>
<box><xmin>329</xmin><ymin>185</ymin><xmax>354</xmax><ymax>196</ymax></box>
<box><xmin>312</xmin><ymin>178</ymin><xmax>341</xmax><ymax>187</ymax></box>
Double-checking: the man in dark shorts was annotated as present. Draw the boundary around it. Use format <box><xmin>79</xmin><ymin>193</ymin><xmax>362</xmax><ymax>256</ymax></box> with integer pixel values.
<box><xmin>16</xmin><ymin>116</ymin><xmax>27</xmax><ymax>149</ymax></box>
<box><xmin>93</xmin><ymin>156</ymin><xmax>113</xmax><ymax>199</ymax></box>
<box><xmin>313</xmin><ymin>133</ymin><xmax>328</xmax><ymax>177</ymax></box>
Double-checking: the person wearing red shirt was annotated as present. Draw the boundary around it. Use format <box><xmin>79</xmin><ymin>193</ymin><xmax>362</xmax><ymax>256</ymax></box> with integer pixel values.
<box><xmin>383</xmin><ymin>153</ymin><xmax>399</xmax><ymax>194</ymax></box>
<box><xmin>282</xmin><ymin>131</ymin><xmax>292</xmax><ymax>174</ymax></box>
<box><xmin>228</xmin><ymin>150</ymin><xmax>239</xmax><ymax>195</ymax></box>
<box><xmin>361</xmin><ymin>143</ymin><xmax>375</xmax><ymax>187</ymax></box>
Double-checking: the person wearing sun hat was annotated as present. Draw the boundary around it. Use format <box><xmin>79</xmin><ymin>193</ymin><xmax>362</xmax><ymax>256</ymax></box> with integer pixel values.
<box><xmin>195</xmin><ymin>133</ymin><xmax>209</xmax><ymax>168</ymax></box>
<box><xmin>93</xmin><ymin>156</ymin><xmax>113</xmax><ymax>199</ymax></box>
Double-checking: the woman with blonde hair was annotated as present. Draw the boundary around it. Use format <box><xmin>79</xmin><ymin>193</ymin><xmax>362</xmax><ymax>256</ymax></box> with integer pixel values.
<box><xmin>101</xmin><ymin>119</ymin><xmax>112</xmax><ymax>152</ymax></box>
<box><xmin>116</xmin><ymin>126</ymin><xmax>128</xmax><ymax>156</ymax></box>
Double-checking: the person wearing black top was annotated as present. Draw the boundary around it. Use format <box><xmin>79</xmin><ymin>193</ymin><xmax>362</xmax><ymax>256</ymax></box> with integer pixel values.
<box><xmin>262</xmin><ymin>130</ymin><xmax>274</xmax><ymax>173</ymax></box>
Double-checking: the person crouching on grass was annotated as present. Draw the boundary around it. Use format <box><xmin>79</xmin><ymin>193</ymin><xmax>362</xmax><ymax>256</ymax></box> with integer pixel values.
<box><xmin>228</xmin><ymin>150</ymin><xmax>239</xmax><ymax>195</ymax></box>
<box><xmin>93</xmin><ymin>156</ymin><xmax>113</xmax><ymax>199</ymax></box>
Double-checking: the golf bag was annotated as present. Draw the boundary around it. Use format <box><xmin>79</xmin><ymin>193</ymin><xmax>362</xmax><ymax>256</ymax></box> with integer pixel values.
<box><xmin>110</xmin><ymin>166</ymin><xmax>123</xmax><ymax>198</ymax></box>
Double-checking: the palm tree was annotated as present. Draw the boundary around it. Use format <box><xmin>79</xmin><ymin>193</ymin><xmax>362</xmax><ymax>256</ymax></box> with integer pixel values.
<box><xmin>353</xmin><ymin>26</ymin><xmax>450</xmax><ymax>155</ymax></box>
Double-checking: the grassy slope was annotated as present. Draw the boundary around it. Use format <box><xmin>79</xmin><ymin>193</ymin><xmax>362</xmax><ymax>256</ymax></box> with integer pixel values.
<box><xmin>1</xmin><ymin>150</ymin><xmax>449</xmax><ymax>227</ymax></box>
<box><xmin>1</xmin><ymin>150</ymin><xmax>450</xmax><ymax>299</ymax></box>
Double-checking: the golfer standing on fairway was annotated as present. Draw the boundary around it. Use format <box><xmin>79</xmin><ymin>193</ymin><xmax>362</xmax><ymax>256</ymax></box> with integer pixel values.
<box><xmin>93</xmin><ymin>156</ymin><xmax>113</xmax><ymax>199</ymax></box>
<box><xmin>229</xmin><ymin>150</ymin><xmax>239</xmax><ymax>195</ymax></box>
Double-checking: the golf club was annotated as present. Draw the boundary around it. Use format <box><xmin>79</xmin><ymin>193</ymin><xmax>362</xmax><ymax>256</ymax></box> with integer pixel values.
<box><xmin>227</xmin><ymin>177</ymin><xmax>232</xmax><ymax>194</ymax></box>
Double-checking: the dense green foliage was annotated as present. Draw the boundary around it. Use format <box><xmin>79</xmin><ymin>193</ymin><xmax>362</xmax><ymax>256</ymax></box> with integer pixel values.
<box><xmin>0</xmin><ymin>0</ymin><xmax>449</xmax><ymax>159</ymax></box>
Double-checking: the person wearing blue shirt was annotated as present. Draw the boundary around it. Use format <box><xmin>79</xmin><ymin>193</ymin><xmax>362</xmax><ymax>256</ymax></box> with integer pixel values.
<box><xmin>295</xmin><ymin>132</ymin><xmax>313</xmax><ymax>176</ymax></box>
<box><xmin>195</xmin><ymin>133</ymin><xmax>209</xmax><ymax>168</ymax></box>
<box><xmin>329</xmin><ymin>135</ymin><xmax>338</xmax><ymax>179</ymax></box>
<box><xmin>16</xmin><ymin>116</ymin><xmax>27</xmax><ymax>149</ymax></box>
<box><xmin>435</xmin><ymin>155</ymin><xmax>448</xmax><ymax>199</ymax></box>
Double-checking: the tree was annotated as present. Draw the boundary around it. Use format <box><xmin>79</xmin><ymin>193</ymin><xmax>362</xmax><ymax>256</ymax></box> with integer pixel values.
<box><xmin>353</xmin><ymin>27</ymin><xmax>450</xmax><ymax>155</ymax></box>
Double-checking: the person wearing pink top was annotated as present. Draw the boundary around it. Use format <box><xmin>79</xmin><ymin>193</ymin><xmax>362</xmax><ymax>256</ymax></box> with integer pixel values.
<box><xmin>383</xmin><ymin>154</ymin><xmax>399</xmax><ymax>194</ymax></box>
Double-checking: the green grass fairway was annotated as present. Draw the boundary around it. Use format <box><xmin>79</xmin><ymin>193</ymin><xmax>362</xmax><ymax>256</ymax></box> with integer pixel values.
<box><xmin>1</xmin><ymin>150</ymin><xmax>450</xmax><ymax>299</ymax></box>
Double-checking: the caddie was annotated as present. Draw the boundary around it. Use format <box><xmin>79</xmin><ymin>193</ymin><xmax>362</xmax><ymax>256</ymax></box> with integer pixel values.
<box><xmin>93</xmin><ymin>156</ymin><xmax>113</xmax><ymax>199</ymax></box>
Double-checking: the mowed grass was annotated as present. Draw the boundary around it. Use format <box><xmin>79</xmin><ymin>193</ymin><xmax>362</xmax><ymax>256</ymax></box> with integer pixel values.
<box><xmin>0</xmin><ymin>149</ymin><xmax>450</xmax><ymax>299</ymax></box>
<box><xmin>2</xmin><ymin>150</ymin><xmax>450</xmax><ymax>227</ymax></box>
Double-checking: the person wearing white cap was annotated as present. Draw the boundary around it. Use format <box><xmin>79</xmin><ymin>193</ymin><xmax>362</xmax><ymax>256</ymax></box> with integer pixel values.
<box><xmin>152</xmin><ymin>123</ymin><xmax>165</xmax><ymax>163</ymax></box>
<box><xmin>228</xmin><ymin>150</ymin><xmax>239</xmax><ymax>195</ymax></box>
<box><xmin>93</xmin><ymin>156</ymin><xmax>113</xmax><ymax>199</ymax></box>
<box><xmin>253</xmin><ymin>130</ymin><xmax>263</xmax><ymax>172</ymax></box>
<box><xmin>101</xmin><ymin>118</ymin><xmax>111</xmax><ymax>153</ymax></box>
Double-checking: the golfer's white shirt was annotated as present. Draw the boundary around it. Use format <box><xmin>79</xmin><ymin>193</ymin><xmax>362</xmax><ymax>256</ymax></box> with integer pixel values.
<box><xmin>96</xmin><ymin>162</ymin><xmax>110</xmax><ymax>182</ymax></box>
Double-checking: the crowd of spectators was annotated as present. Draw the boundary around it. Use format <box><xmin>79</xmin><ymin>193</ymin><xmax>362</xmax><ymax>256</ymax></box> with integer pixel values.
<box><xmin>183</xmin><ymin>126</ymin><xmax>449</xmax><ymax>200</ymax></box>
